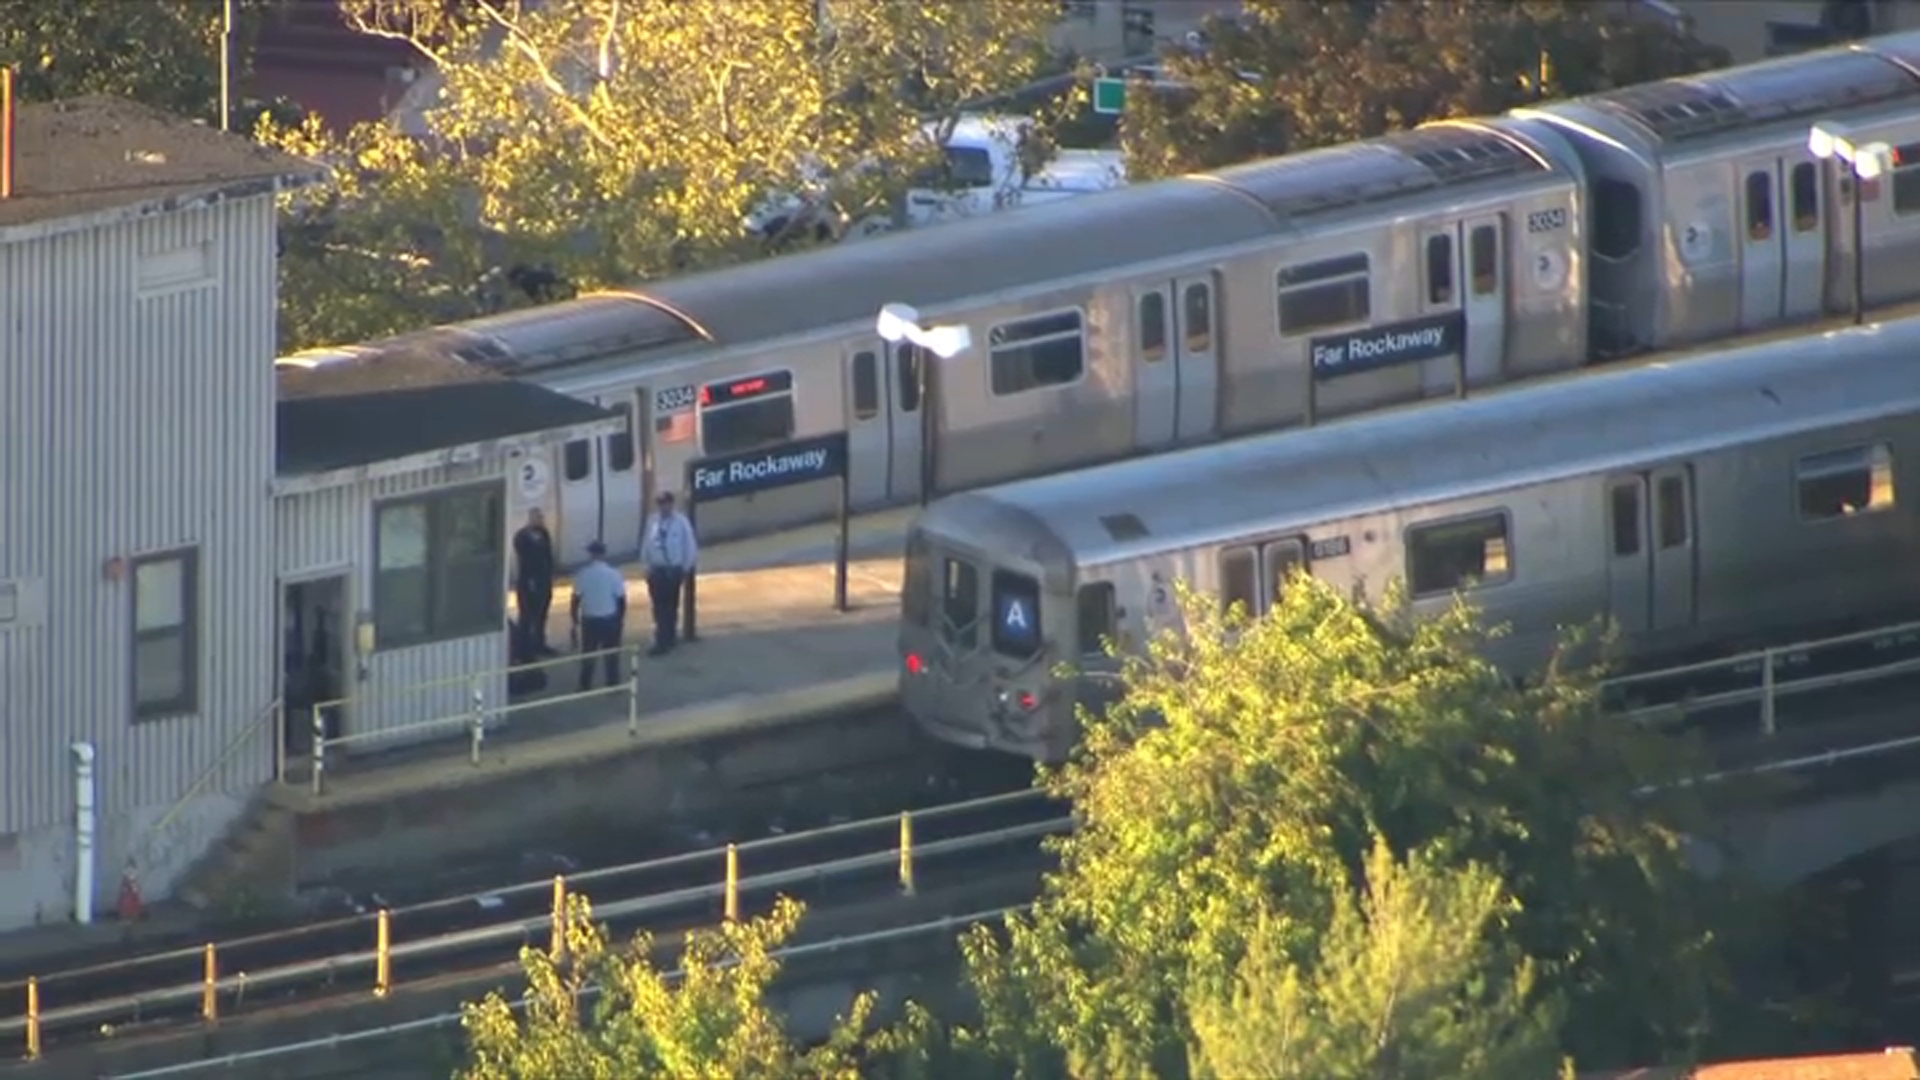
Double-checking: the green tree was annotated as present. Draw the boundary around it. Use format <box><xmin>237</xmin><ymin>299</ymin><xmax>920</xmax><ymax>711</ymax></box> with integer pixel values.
<box><xmin>461</xmin><ymin>893</ymin><xmax>942</xmax><ymax>1080</ymax></box>
<box><xmin>1121</xmin><ymin>0</ymin><xmax>1732</xmax><ymax>178</ymax></box>
<box><xmin>263</xmin><ymin>0</ymin><xmax>1063</xmax><ymax>351</ymax></box>
<box><xmin>962</xmin><ymin>577</ymin><xmax>1732</xmax><ymax>1077</ymax></box>
<box><xmin>1187</xmin><ymin>840</ymin><xmax>1563</xmax><ymax>1080</ymax></box>
<box><xmin>0</xmin><ymin>0</ymin><xmax>269</xmax><ymax>123</ymax></box>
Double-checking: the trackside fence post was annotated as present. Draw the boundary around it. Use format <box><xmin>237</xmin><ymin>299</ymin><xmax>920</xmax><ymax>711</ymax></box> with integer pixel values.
<box><xmin>202</xmin><ymin>942</ymin><xmax>218</xmax><ymax>1024</ymax></box>
<box><xmin>550</xmin><ymin>876</ymin><xmax>568</xmax><ymax>959</ymax></box>
<box><xmin>899</xmin><ymin>812</ymin><xmax>916</xmax><ymax>896</ymax></box>
<box><xmin>627</xmin><ymin>648</ymin><xmax>641</xmax><ymax>737</ymax></box>
<box><xmin>1760</xmin><ymin>648</ymin><xmax>1778</xmax><ymax>737</ymax></box>
<box><xmin>310</xmin><ymin>705</ymin><xmax>326</xmax><ymax>796</ymax></box>
<box><xmin>375</xmin><ymin>909</ymin><xmax>392</xmax><ymax>997</ymax></box>
<box><xmin>468</xmin><ymin>680</ymin><xmax>486</xmax><ymax>766</ymax></box>
<box><xmin>725</xmin><ymin>844</ymin><xmax>740</xmax><ymax>922</ymax></box>
<box><xmin>25</xmin><ymin>977</ymin><xmax>39</xmax><ymax>1060</ymax></box>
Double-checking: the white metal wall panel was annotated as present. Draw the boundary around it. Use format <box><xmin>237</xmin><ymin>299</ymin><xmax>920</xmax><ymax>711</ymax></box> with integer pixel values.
<box><xmin>0</xmin><ymin>195</ymin><xmax>282</xmax><ymax>835</ymax></box>
<box><xmin>275</xmin><ymin>469</ymin><xmax>510</xmax><ymax>746</ymax></box>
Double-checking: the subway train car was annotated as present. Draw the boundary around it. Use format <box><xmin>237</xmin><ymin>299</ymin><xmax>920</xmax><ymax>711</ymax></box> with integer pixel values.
<box><xmin>284</xmin><ymin>31</ymin><xmax>1920</xmax><ymax>562</ymax></box>
<box><xmin>897</xmin><ymin>317</ymin><xmax>1920</xmax><ymax>761</ymax></box>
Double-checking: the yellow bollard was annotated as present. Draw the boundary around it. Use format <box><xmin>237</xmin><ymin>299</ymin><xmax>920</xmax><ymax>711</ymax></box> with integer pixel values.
<box><xmin>202</xmin><ymin>942</ymin><xmax>219</xmax><ymax>1024</ymax></box>
<box><xmin>725</xmin><ymin>844</ymin><xmax>740</xmax><ymax>922</ymax></box>
<box><xmin>550</xmin><ymin>875</ymin><xmax>567</xmax><ymax>959</ymax></box>
<box><xmin>899</xmin><ymin>812</ymin><xmax>916</xmax><ymax>896</ymax></box>
<box><xmin>375</xmin><ymin>909</ymin><xmax>391</xmax><ymax>998</ymax></box>
<box><xmin>25</xmin><ymin>976</ymin><xmax>39</xmax><ymax>1061</ymax></box>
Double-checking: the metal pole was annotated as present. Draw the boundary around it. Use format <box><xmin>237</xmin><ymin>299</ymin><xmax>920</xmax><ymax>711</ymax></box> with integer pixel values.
<box><xmin>25</xmin><ymin>977</ymin><xmax>39</xmax><ymax>1060</ymax></box>
<box><xmin>468</xmin><ymin>681</ymin><xmax>486</xmax><ymax>765</ymax></box>
<box><xmin>834</xmin><ymin>440</ymin><xmax>851</xmax><ymax>612</ymax></box>
<box><xmin>550</xmin><ymin>876</ymin><xmax>567</xmax><ymax>959</ymax></box>
<box><xmin>917</xmin><ymin>345</ymin><xmax>934</xmax><ymax>506</ymax></box>
<box><xmin>724</xmin><ymin>844</ymin><xmax>740</xmax><ymax>921</ymax></box>
<box><xmin>219</xmin><ymin>0</ymin><xmax>234</xmax><ymax>132</ymax></box>
<box><xmin>627</xmin><ymin>648</ymin><xmax>641</xmax><ymax>736</ymax></box>
<box><xmin>375</xmin><ymin>909</ymin><xmax>391</xmax><ymax>997</ymax></box>
<box><xmin>1852</xmin><ymin>165</ymin><xmax>1867</xmax><ymax>325</ymax></box>
<box><xmin>1760</xmin><ymin>648</ymin><xmax>1778</xmax><ymax>737</ymax></box>
<box><xmin>202</xmin><ymin>943</ymin><xmax>218</xmax><ymax>1023</ymax></box>
<box><xmin>71</xmin><ymin>743</ymin><xmax>96</xmax><ymax>925</ymax></box>
<box><xmin>272</xmin><ymin>700</ymin><xmax>287</xmax><ymax>785</ymax></box>
<box><xmin>899</xmin><ymin>812</ymin><xmax>916</xmax><ymax>896</ymax></box>
<box><xmin>681</xmin><ymin>461</ymin><xmax>700</xmax><ymax>643</ymax></box>
<box><xmin>311</xmin><ymin>705</ymin><xmax>327</xmax><ymax>797</ymax></box>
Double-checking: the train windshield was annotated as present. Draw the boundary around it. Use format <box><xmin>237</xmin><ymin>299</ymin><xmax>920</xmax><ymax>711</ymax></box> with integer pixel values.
<box><xmin>991</xmin><ymin>570</ymin><xmax>1042</xmax><ymax>659</ymax></box>
<box><xmin>903</xmin><ymin>533</ymin><xmax>932</xmax><ymax>627</ymax></box>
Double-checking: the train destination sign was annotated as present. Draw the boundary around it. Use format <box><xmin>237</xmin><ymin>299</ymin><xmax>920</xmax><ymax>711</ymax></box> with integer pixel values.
<box><xmin>1309</xmin><ymin>311</ymin><xmax>1465</xmax><ymax>381</ymax></box>
<box><xmin>689</xmin><ymin>431</ymin><xmax>849</xmax><ymax>502</ymax></box>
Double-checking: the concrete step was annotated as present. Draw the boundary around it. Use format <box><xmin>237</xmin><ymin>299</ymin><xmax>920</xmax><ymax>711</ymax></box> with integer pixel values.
<box><xmin>175</xmin><ymin>795</ymin><xmax>297</xmax><ymax>913</ymax></box>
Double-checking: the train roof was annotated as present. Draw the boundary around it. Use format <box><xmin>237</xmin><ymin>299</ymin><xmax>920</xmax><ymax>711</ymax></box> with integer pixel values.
<box><xmin>1518</xmin><ymin>29</ymin><xmax>1920</xmax><ymax>149</ymax></box>
<box><xmin>920</xmin><ymin>317</ymin><xmax>1920</xmax><ymax>567</ymax></box>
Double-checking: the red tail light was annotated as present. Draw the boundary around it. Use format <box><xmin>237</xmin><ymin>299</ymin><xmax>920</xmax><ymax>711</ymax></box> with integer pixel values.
<box><xmin>905</xmin><ymin>653</ymin><xmax>925</xmax><ymax>675</ymax></box>
<box><xmin>1018</xmin><ymin>691</ymin><xmax>1037</xmax><ymax>710</ymax></box>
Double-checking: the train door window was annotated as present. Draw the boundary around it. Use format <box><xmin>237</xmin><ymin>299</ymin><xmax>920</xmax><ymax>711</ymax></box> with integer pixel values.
<box><xmin>700</xmin><ymin>370</ymin><xmax>797</xmax><ymax>455</ymax></box>
<box><xmin>1220</xmin><ymin>545</ymin><xmax>1258</xmax><ymax>615</ymax></box>
<box><xmin>1407</xmin><ymin>513</ymin><xmax>1512</xmax><ymax>597</ymax></box>
<box><xmin>1425</xmin><ymin>235</ymin><xmax>1454</xmax><ymax>305</ymax></box>
<box><xmin>1138</xmin><ymin>293</ymin><xmax>1168</xmax><ymax>362</ymax></box>
<box><xmin>1470</xmin><ymin>225</ymin><xmax>1499</xmax><ymax>296</ymax></box>
<box><xmin>1183</xmin><ymin>282</ymin><xmax>1213</xmax><ymax>352</ymax></box>
<box><xmin>1262</xmin><ymin>541</ymin><xmax>1302</xmax><ymax>606</ymax></box>
<box><xmin>1609</xmin><ymin>483</ymin><xmax>1642</xmax><ymax>557</ymax></box>
<box><xmin>1790</xmin><ymin>162</ymin><xmax>1819</xmax><ymax>232</ymax></box>
<box><xmin>605</xmin><ymin>403</ymin><xmax>634</xmax><ymax>473</ymax></box>
<box><xmin>1892</xmin><ymin>143</ymin><xmax>1920</xmax><ymax>216</ymax></box>
<box><xmin>1655</xmin><ymin>476</ymin><xmax>1689</xmax><ymax>549</ymax></box>
<box><xmin>850</xmin><ymin>351</ymin><xmax>880</xmax><ymax>420</ymax></box>
<box><xmin>1076</xmin><ymin>581</ymin><xmax>1117</xmax><ymax>657</ymax></box>
<box><xmin>895</xmin><ymin>344</ymin><xmax>922</xmax><ymax>413</ymax></box>
<box><xmin>1797</xmin><ymin>443</ymin><xmax>1895</xmax><ymax>520</ymax></box>
<box><xmin>1276</xmin><ymin>253</ymin><xmax>1371</xmax><ymax>336</ymax></box>
<box><xmin>990</xmin><ymin>310</ymin><xmax>1085</xmax><ymax>395</ymax></box>
<box><xmin>991</xmin><ymin>570</ymin><xmax>1043</xmax><ymax>659</ymax></box>
<box><xmin>941</xmin><ymin>557</ymin><xmax>980</xmax><ymax>650</ymax></box>
<box><xmin>1591</xmin><ymin>179</ymin><xmax>1642</xmax><ymax>260</ymax></box>
<box><xmin>903</xmin><ymin>534</ymin><xmax>932</xmax><ymax>627</ymax></box>
<box><xmin>563</xmin><ymin>440</ymin><xmax>591</xmax><ymax>481</ymax></box>
<box><xmin>1745</xmin><ymin>171</ymin><xmax>1774</xmax><ymax>242</ymax></box>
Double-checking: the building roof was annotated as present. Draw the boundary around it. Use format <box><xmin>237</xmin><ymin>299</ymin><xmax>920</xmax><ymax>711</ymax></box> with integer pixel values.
<box><xmin>1592</xmin><ymin>1048</ymin><xmax>1920</xmax><ymax>1080</ymax></box>
<box><xmin>276</xmin><ymin>358</ymin><xmax>622</xmax><ymax>478</ymax></box>
<box><xmin>0</xmin><ymin>96</ymin><xmax>320</xmax><ymax>233</ymax></box>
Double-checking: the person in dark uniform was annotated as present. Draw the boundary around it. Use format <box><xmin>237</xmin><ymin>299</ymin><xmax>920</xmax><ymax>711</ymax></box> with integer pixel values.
<box><xmin>570</xmin><ymin>541</ymin><xmax>628</xmax><ymax>690</ymax></box>
<box><xmin>512</xmin><ymin>509</ymin><xmax>557</xmax><ymax>657</ymax></box>
<box><xmin>641</xmin><ymin>492</ymin><xmax>699</xmax><ymax>656</ymax></box>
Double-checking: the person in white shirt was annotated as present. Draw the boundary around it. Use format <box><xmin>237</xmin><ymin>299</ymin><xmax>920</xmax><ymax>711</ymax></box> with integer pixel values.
<box><xmin>569</xmin><ymin>541</ymin><xmax>628</xmax><ymax>690</ymax></box>
<box><xmin>640</xmin><ymin>491</ymin><xmax>699</xmax><ymax>656</ymax></box>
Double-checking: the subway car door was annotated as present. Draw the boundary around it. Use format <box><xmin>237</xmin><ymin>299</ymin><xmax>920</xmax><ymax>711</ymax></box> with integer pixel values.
<box><xmin>844</xmin><ymin>345</ymin><xmax>892</xmax><ymax>507</ymax></box>
<box><xmin>1260</xmin><ymin>537</ymin><xmax>1307</xmax><ymax>610</ymax></box>
<box><xmin>1461</xmin><ymin>216</ymin><xmax>1507</xmax><ymax>388</ymax></box>
<box><xmin>1172</xmin><ymin>274</ymin><xmax>1220</xmax><ymax>441</ymax></box>
<box><xmin>1737</xmin><ymin>159</ymin><xmax>1786</xmax><ymax>330</ymax></box>
<box><xmin>1130</xmin><ymin>285</ymin><xmax>1177</xmax><ymax>449</ymax></box>
<box><xmin>1648</xmin><ymin>465</ymin><xmax>1697</xmax><ymax>630</ymax></box>
<box><xmin>1605</xmin><ymin>476</ymin><xmax>1653</xmax><ymax>635</ymax></box>
<box><xmin>599</xmin><ymin>396</ymin><xmax>642</xmax><ymax>553</ymax></box>
<box><xmin>554</xmin><ymin>396</ymin><xmax>640</xmax><ymax>564</ymax></box>
<box><xmin>1779</xmin><ymin>158</ymin><xmax>1825</xmax><ymax>321</ymax></box>
<box><xmin>555</xmin><ymin>432</ymin><xmax>599</xmax><ymax>565</ymax></box>
<box><xmin>1418</xmin><ymin>225</ymin><xmax>1462</xmax><ymax>397</ymax></box>
<box><xmin>889</xmin><ymin>341</ymin><xmax>927</xmax><ymax>503</ymax></box>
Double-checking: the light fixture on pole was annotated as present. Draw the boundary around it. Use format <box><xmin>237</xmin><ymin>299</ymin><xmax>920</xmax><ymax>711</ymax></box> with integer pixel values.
<box><xmin>1809</xmin><ymin>121</ymin><xmax>1894</xmax><ymax>326</ymax></box>
<box><xmin>876</xmin><ymin>303</ymin><xmax>972</xmax><ymax>506</ymax></box>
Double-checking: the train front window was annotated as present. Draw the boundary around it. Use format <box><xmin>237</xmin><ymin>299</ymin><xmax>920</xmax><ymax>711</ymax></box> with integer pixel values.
<box><xmin>991</xmin><ymin>570</ymin><xmax>1042</xmax><ymax>660</ymax></box>
<box><xmin>903</xmin><ymin>534</ymin><xmax>933</xmax><ymax>627</ymax></box>
<box><xmin>942</xmin><ymin>557</ymin><xmax>980</xmax><ymax>650</ymax></box>
<box><xmin>1076</xmin><ymin>582</ymin><xmax>1116</xmax><ymax>658</ymax></box>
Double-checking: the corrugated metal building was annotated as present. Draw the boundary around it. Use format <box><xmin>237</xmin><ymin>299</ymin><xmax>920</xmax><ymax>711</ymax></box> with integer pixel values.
<box><xmin>0</xmin><ymin>96</ymin><xmax>317</xmax><ymax>928</ymax></box>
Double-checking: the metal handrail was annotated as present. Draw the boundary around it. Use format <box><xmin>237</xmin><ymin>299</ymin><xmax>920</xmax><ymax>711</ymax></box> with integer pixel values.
<box><xmin>131</xmin><ymin>697</ymin><xmax>284</xmax><ymax>881</ymax></box>
<box><xmin>102</xmin><ymin>903</ymin><xmax>1032</xmax><ymax>1080</ymax></box>
<box><xmin>0</xmin><ymin>821</ymin><xmax>1062</xmax><ymax>1038</ymax></box>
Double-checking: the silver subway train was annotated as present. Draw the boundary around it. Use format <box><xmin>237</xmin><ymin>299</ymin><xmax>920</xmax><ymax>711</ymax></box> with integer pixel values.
<box><xmin>284</xmin><ymin>31</ymin><xmax>1920</xmax><ymax>561</ymax></box>
<box><xmin>897</xmin><ymin>316</ymin><xmax>1920</xmax><ymax>761</ymax></box>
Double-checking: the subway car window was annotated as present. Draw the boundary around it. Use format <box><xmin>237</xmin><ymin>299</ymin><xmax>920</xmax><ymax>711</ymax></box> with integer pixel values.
<box><xmin>1138</xmin><ymin>293</ymin><xmax>1168</xmax><ymax>362</ymax></box>
<box><xmin>563</xmin><ymin>440</ymin><xmax>591</xmax><ymax>481</ymax></box>
<box><xmin>1656</xmin><ymin>476</ymin><xmax>1689</xmax><ymax>549</ymax></box>
<box><xmin>1745</xmin><ymin>171</ymin><xmax>1774</xmax><ymax>242</ymax></box>
<box><xmin>1425</xmin><ymin>234</ymin><xmax>1454</xmax><ymax>305</ymax></box>
<box><xmin>895</xmin><ymin>344</ymin><xmax>922</xmax><ymax>413</ymax></box>
<box><xmin>942</xmin><ymin>557</ymin><xmax>980</xmax><ymax>649</ymax></box>
<box><xmin>991</xmin><ymin>570</ymin><xmax>1043</xmax><ymax>659</ymax></box>
<box><xmin>902</xmin><ymin>534</ymin><xmax>932</xmax><ymax>627</ymax></box>
<box><xmin>1470</xmin><ymin>225</ymin><xmax>1498</xmax><ymax>296</ymax></box>
<box><xmin>990</xmin><ymin>311</ymin><xmax>1085</xmax><ymax>395</ymax></box>
<box><xmin>1407</xmin><ymin>513</ymin><xmax>1512</xmax><ymax>597</ymax></box>
<box><xmin>851</xmin><ymin>351</ymin><xmax>880</xmax><ymax>420</ymax></box>
<box><xmin>1076</xmin><ymin>582</ymin><xmax>1117</xmax><ymax>656</ymax></box>
<box><xmin>1797</xmin><ymin>444</ymin><xmax>1896</xmax><ymax>520</ymax></box>
<box><xmin>1791</xmin><ymin>162</ymin><xmax>1819</xmax><ymax>232</ymax></box>
<box><xmin>605</xmin><ymin>403</ymin><xmax>635</xmax><ymax>473</ymax></box>
<box><xmin>1609</xmin><ymin>484</ymin><xmax>1641</xmax><ymax>557</ymax></box>
<box><xmin>700</xmin><ymin>372</ymin><xmax>797</xmax><ymax>456</ymax></box>
<box><xmin>1184</xmin><ymin>282</ymin><xmax>1213</xmax><ymax>352</ymax></box>
<box><xmin>1277</xmin><ymin>254</ymin><xmax>1371</xmax><ymax>336</ymax></box>
<box><xmin>1220</xmin><ymin>546</ymin><xmax>1258</xmax><ymax>615</ymax></box>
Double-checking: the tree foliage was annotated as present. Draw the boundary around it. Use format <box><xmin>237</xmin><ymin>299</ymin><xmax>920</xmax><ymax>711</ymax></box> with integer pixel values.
<box><xmin>1122</xmin><ymin>0</ymin><xmax>1733</xmax><ymax>178</ymax></box>
<box><xmin>0</xmin><ymin>0</ymin><xmax>270</xmax><ymax>122</ymax></box>
<box><xmin>962</xmin><ymin>576</ymin><xmax>1734</xmax><ymax>1076</ymax></box>
<box><xmin>262</xmin><ymin>0</ymin><xmax>1063</xmax><ymax>351</ymax></box>
<box><xmin>460</xmin><ymin>894</ymin><xmax>943</xmax><ymax>1080</ymax></box>
<box><xmin>1187</xmin><ymin>840</ymin><xmax>1563</xmax><ymax>1080</ymax></box>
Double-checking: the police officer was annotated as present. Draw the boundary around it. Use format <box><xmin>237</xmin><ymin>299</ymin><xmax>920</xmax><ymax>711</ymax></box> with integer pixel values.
<box><xmin>640</xmin><ymin>491</ymin><xmax>699</xmax><ymax>656</ymax></box>
<box><xmin>512</xmin><ymin>509</ymin><xmax>556</xmax><ymax>657</ymax></box>
<box><xmin>569</xmin><ymin>541</ymin><xmax>627</xmax><ymax>691</ymax></box>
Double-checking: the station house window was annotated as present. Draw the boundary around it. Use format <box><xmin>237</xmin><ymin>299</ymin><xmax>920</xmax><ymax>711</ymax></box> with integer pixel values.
<box><xmin>132</xmin><ymin>548</ymin><xmax>200</xmax><ymax>719</ymax></box>
<box><xmin>374</xmin><ymin>483</ymin><xmax>505</xmax><ymax>648</ymax></box>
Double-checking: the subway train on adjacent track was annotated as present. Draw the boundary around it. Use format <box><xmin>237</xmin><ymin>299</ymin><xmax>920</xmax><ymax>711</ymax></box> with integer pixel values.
<box><xmin>285</xmin><ymin>30</ymin><xmax>1920</xmax><ymax>560</ymax></box>
<box><xmin>896</xmin><ymin>315</ymin><xmax>1920</xmax><ymax>761</ymax></box>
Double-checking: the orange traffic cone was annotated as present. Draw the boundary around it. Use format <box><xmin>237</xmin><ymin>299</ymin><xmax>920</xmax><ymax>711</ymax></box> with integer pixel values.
<box><xmin>117</xmin><ymin>860</ymin><xmax>144</xmax><ymax>922</ymax></box>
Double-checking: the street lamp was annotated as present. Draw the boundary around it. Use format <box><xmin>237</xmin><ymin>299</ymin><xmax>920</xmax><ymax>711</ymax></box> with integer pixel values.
<box><xmin>876</xmin><ymin>302</ymin><xmax>972</xmax><ymax>506</ymax></box>
<box><xmin>1809</xmin><ymin>121</ymin><xmax>1894</xmax><ymax>326</ymax></box>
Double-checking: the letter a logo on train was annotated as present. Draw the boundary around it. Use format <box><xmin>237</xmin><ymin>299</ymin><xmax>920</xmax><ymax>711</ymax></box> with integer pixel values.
<box><xmin>1001</xmin><ymin>597</ymin><xmax>1030</xmax><ymax>633</ymax></box>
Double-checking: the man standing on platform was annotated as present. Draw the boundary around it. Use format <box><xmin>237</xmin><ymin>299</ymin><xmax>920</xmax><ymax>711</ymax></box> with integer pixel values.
<box><xmin>641</xmin><ymin>491</ymin><xmax>699</xmax><ymax>657</ymax></box>
<box><xmin>570</xmin><ymin>541</ymin><xmax>627</xmax><ymax>691</ymax></box>
<box><xmin>512</xmin><ymin>509</ymin><xmax>557</xmax><ymax>658</ymax></box>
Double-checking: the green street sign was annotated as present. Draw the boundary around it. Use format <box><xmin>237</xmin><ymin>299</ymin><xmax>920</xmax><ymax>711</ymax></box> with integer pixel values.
<box><xmin>1092</xmin><ymin>77</ymin><xmax>1126</xmax><ymax>115</ymax></box>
